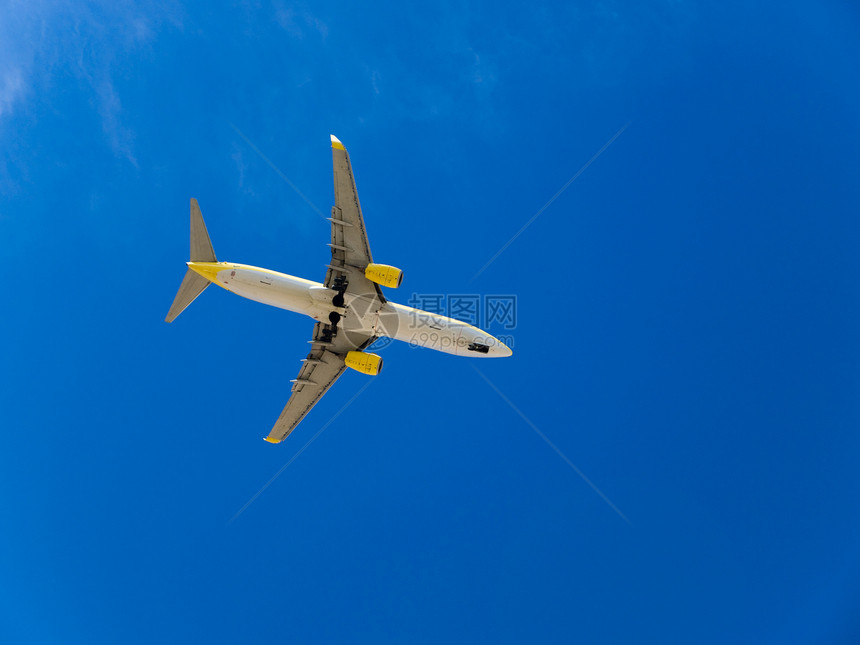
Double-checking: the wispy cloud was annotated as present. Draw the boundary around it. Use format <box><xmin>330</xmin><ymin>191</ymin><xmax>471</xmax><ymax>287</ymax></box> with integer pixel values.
<box><xmin>93</xmin><ymin>78</ymin><xmax>138</xmax><ymax>167</ymax></box>
<box><xmin>0</xmin><ymin>66</ymin><xmax>25</xmax><ymax>121</ymax></box>
<box><xmin>0</xmin><ymin>2</ymin><xmax>37</xmax><ymax>124</ymax></box>
<box><xmin>273</xmin><ymin>1</ymin><xmax>329</xmax><ymax>39</ymax></box>
<box><xmin>0</xmin><ymin>1</ymin><xmax>183</xmax><ymax>165</ymax></box>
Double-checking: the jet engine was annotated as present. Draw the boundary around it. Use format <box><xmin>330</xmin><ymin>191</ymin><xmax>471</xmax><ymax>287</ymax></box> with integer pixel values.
<box><xmin>345</xmin><ymin>351</ymin><xmax>383</xmax><ymax>375</ymax></box>
<box><xmin>364</xmin><ymin>263</ymin><xmax>403</xmax><ymax>288</ymax></box>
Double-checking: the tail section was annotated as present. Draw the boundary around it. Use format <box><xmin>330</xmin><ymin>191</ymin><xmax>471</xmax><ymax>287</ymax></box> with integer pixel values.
<box><xmin>165</xmin><ymin>199</ymin><xmax>217</xmax><ymax>323</ymax></box>
<box><xmin>190</xmin><ymin>198</ymin><xmax>216</xmax><ymax>262</ymax></box>
<box><xmin>165</xmin><ymin>270</ymin><xmax>210</xmax><ymax>322</ymax></box>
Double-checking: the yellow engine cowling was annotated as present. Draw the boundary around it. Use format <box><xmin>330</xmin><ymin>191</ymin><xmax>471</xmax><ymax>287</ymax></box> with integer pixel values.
<box><xmin>345</xmin><ymin>351</ymin><xmax>384</xmax><ymax>375</ymax></box>
<box><xmin>364</xmin><ymin>263</ymin><xmax>403</xmax><ymax>288</ymax></box>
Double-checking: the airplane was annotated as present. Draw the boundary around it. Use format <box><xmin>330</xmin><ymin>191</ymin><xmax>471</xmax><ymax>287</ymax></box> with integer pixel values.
<box><xmin>166</xmin><ymin>135</ymin><xmax>512</xmax><ymax>443</ymax></box>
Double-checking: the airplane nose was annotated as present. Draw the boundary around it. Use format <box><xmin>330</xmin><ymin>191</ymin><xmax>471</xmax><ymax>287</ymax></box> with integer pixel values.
<box><xmin>485</xmin><ymin>336</ymin><xmax>512</xmax><ymax>357</ymax></box>
<box><xmin>496</xmin><ymin>341</ymin><xmax>513</xmax><ymax>357</ymax></box>
<box><xmin>463</xmin><ymin>331</ymin><xmax>512</xmax><ymax>357</ymax></box>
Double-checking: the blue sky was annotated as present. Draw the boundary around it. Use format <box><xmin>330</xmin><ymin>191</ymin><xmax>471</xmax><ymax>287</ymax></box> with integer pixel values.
<box><xmin>1</xmin><ymin>1</ymin><xmax>859</xmax><ymax>643</ymax></box>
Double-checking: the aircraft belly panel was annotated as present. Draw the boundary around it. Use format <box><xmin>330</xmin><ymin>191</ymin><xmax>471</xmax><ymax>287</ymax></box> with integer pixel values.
<box><xmin>221</xmin><ymin>269</ymin><xmax>316</xmax><ymax>315</ymax></box>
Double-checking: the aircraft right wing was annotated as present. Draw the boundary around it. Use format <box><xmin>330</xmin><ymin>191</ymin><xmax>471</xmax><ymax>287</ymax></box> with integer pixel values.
<box><xmin>266</xmin><ymin>136</ymin><xmax>384</xmax><ymax>444</ymax></box>
<box><xmin>325</xmin><ymin>135</ymin><xmax>384</xmax><ymax>302</ymax></box>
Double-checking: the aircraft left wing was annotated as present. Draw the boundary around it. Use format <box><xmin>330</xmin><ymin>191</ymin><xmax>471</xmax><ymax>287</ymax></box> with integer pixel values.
<box><xmin>265</xmin><ymin>322</ymin><xmax>374</xmax><ymax>443</ymax></box>
<box><xmin>266</xmin><ymin>136</ymin><xmax>383</xmax><ymax>444</ymax></box>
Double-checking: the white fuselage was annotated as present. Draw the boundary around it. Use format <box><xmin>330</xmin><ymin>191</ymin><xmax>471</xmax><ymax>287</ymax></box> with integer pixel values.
<box><xmin>190</xmin><ymin>261</ymin><xmax>512</xmax><ymax>358</ymax></box>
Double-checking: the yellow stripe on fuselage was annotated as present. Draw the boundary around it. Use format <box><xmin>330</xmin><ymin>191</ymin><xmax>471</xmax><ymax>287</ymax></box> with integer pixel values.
<box><xmin>187</xmin><ymin>261</ymin><xmax>229</xmax><ymax>285</ymax></box>
<box><xmin>186</xmin><ymin>262</ymin><xmax>318</xmax><ymax>290</ymax></box>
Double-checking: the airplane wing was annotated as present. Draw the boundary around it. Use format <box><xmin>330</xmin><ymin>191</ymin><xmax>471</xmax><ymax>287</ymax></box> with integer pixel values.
<box><xmin>265</xmin><ymin>322</ymin><xmax>375</xmax><ymax>443</ymax></box>
<box><xmin>325</xmin><ymin>135</ymin><xmax>385</xmax><ymax>302</ymax></box>
<box><xmin>265</xmin><ymin>135</ymin><xmax>384</xmax><ymax>444</ymax></box>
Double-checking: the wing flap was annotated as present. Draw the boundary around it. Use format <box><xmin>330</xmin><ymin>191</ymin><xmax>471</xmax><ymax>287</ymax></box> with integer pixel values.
<box><xmin>265</xmin><ymin>137</ymin><xmax>387</xmax><ymax>444</ymax></box>
<box><xmin>266</xmin><ymin>346</ymin><xmax>347</xmax><ymax>443</ymax></box>
<box><xmin>326</xmin><ymin>135</ymin><xmax>383</xmax><ymax>301</ymax></box>
<box><xmin>265</xmin><ymin>321</ymin><xmax>376</xmax><ymax>444</ymax></box>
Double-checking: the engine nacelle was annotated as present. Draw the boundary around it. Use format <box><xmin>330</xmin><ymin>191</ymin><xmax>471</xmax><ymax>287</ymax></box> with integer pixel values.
<box><xmin>364</xmin><ymin>263</ymin><xmax>403</xmax><ymax>288</ymax></box>
<box><xmin>345</xmin><ymin>351</ymin><xmax>383</xmax><ymax>375</ymax></box>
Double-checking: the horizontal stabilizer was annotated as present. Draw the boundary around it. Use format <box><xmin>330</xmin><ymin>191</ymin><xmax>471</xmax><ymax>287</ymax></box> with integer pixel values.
<box><xmin>165</xmin><ymin>269</ymin><xmax>210</xmax><ymax>322</ymax></box>
<box><xmin>190</xmin><ymin>198</ymin><xmax>216</xmax><ymax>262</ymax></box>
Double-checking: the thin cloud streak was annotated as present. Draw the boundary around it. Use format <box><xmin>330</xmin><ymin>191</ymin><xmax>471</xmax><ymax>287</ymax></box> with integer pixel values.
<box><xmin>229</xmin><ymin>123</ymin><xmax>327</xmax><ymax>219</ymax></box>
<box><xmin>472</xmin><ymin>365</ymin><xmax>631</xmax><ymax>524</ymax></box>
<box><xmin>470</xmin><ymin>122</ymin><xmax>630</xmax><ymax>282</ymax></box>
<box><xmin>228</xmin><ymin>378</ymin><xmax>375</xmax><ymax>523</ymax></box>
<box><xmin>0</xmin><ymin>3</ymin><xmax>167</xmax><ymax>164</ymax></box>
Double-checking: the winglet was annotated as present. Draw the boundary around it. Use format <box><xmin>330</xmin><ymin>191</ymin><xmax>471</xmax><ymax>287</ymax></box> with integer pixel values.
<box><xmin>263</xmin><ymin>436</ymin><xmax>281</xmax><ymax>444</ymax></box>
<box><xmin>330</xmin><ymin>134</ymin><xmax>345</xmax><ymax>151</ymax></box>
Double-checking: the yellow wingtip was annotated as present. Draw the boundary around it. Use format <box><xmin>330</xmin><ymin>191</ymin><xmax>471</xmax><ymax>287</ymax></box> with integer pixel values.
<box><xmin>263</xmin><ymin>436</ymin><xmax>281</xmax><ymax>444</ymax></box>
<box><xmin>330</xmin><ymin>134</ymin><xmax>345</xmax><ymax>151</ymax></box>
